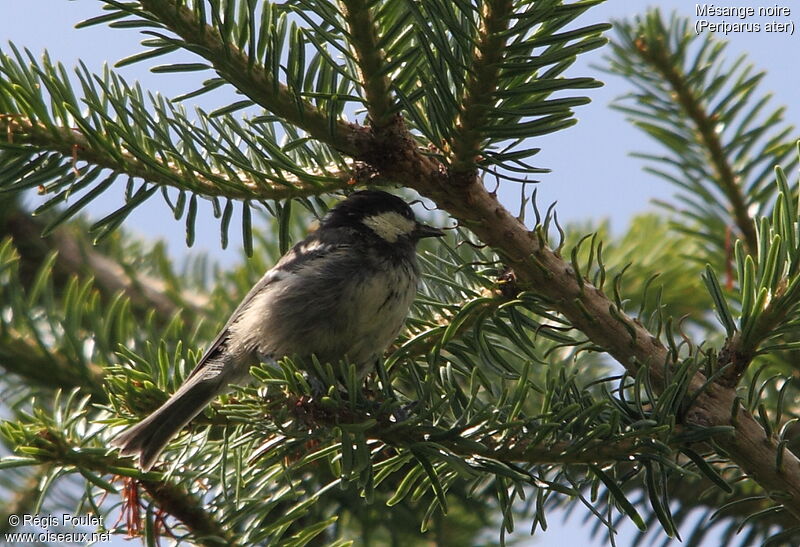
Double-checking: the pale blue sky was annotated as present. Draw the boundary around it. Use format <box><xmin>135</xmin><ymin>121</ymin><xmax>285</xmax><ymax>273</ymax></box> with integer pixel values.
<box><xmin>2</xmin><ymin>1</ymin><xmax>798</xmax><ymax>545</ymax></box>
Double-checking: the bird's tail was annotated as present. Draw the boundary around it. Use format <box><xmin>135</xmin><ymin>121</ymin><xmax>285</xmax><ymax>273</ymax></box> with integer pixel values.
<box><xmin>112</xmin><ymin>376</ymin><xmax>220</xmax><ymax>471</ymax></box>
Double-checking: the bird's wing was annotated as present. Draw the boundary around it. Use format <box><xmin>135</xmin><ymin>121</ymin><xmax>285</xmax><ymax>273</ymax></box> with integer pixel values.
<box><xmin>184</xmin><ymin>235</ymin><xmax>347</xmax><ymax>379</ymax></box>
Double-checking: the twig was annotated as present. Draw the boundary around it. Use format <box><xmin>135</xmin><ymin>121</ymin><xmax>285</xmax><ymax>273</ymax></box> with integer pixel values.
<box><xmin>339</xmin><ymin>0</ymin><xmax>394</xmax><ymax>128</ymax></box>
<box><xmin>632</xmin><ymin>34</ymin><xmax>758</xmax><ymax>254</ymax></box>
<box><xmin>450</xmin><ymin>0</ymin><xmax>514</xmax><ymax>174</ymax></box>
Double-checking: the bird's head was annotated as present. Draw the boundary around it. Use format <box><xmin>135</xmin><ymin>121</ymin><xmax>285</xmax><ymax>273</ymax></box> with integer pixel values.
<box><xmin>323</xmin><ymin>190</ymin><xmax>444</xmax><ymax>244</ymax></box>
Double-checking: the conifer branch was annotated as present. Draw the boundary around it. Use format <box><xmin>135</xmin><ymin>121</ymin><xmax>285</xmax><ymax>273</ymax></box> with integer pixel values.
<box><xmin>50</xmin><ymin>224</ymin><xmax>204</xmax><ymax>318</ymax></box>
<box><xmin>56</xmin><ymin>453</ymin><xmax>233</xmax><ymax>543</ymax></box>
<box><xmin>4</xmin><ymin>1</ymin><xmax>797</xmax><ymax>540</ymax></box>
<box><xmin>137</xmin><ymin>0</ymin><xmax>368</xmax><ymax>156</ymax></box>
<box><xmin>289</xmin><ymin>395</ymin><xmax>668</xmax><ymax>466</ymax></box>
<box><xmin>493</xmin><ymin>437</ymin><xmax>663</xmax><ymax>465</ymax></box>
<box><xmin>0</xmin><ymin>116</ymin><xmax>350</xmax><ymax>200</ymax></box>
<box><xmin>626</xmin><ymin>27</ymin><xmax>758</xmax><ymax>253</ymax></box>
<box><xmin>0</xmin><ymin>334</ymin><xmax>106</xmax><ymax>401</ymax></box>
<box><xmin>345</xmin><ymin>115</ymin><xmax>800</xmax><ymax>522</ymax></box>
<box><xmin>0</xmin><ymin>416</ymin><xmax>234</xmax><ymax>543</ymax></box>
<box><xmin>4</xmin><ymin>210</ymin><xmax>207</xmax><ymax>319</ymax></box>
<box><xmin>0</xmin><ymin>469</ymin><xmax>48</xmax><ymax>534</ymax></box>
<box><xmin>338</xmin><ymin>0</ymin><xmax>394</xmax><ymax>128</ymax></box>
<box><xmin>716</xmin><ymin>295</ymin><xmax>793</xmax><ymax>388</ymax></box>
<box><xmin>430</xmin><ymin>176</ymin><xmax>800</xmax><ymax>521</ymax></box>
<box><xmin>665</xmin><ymin>471</ymin><xmax>799</xmax><ymax>532</ymax></box>
<box><xmin>450</xmin><ymin>0</ymin><xmax>513</xmax><ymax>174</ymax></box>
<box><xmin>396</xmin><ymin>285</ymin><xmax>517</xmax><ymax>359</ymax></box>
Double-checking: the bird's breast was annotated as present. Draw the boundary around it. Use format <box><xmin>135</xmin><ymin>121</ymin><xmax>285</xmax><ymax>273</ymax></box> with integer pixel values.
<box><xmin>229</xmin><ymin>256</ymin><xmax>419</xmax><ymax>369</ymax></box>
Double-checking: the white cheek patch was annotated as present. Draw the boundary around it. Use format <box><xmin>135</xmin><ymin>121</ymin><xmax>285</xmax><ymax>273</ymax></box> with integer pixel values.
<box><xmin>362</xmin><ymin>211</ymin><xmax>416</xmax><ymax>243</ymax></box>
<box><xmin>292</xmin><ymin>239</ymin><xmax>325</xmax><ymax>258</ymax></box>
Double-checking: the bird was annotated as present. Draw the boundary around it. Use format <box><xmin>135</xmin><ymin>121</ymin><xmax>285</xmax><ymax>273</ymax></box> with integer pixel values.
<box><xmin>112</xmin><ymin>190</ymin><xmax>444</xmax><ymax>470</ymax></box>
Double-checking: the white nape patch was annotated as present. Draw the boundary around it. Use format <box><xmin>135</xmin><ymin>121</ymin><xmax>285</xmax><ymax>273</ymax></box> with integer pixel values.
<box><xmin>362</xmin><ymin>211</ymin><xmax>416</xmax><ymax>242</ymax></box>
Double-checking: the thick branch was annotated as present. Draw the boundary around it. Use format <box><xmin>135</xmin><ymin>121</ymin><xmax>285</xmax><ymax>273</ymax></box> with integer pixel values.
<box><xmin>347</xmin><ymin>116</ymin><xmax>800</xmax><ymax>522</ymax></box>
<box><xmin>632</xmin><ymin>37</ymin><xmax>758</xmax><ymax>254</ymax></box>
<box><xmin>137</xmin><ymin>0</ymin><xmax>369</xmax><ymax>156</ymax></box>
<box><xmin>716</xmin><ymin>333</ymin><xmax>752</xmax><ymax>389</ymax></box>
<box><xmin>450</xmin><ymin>0</ymin><xmax>513</xmax><ymax>173</ymax></box>
<box><xmin>339</xmin><ymin>0</ymin><xmax>394</xmax><ymax>128</ymax></box>
<box><xmin>52</xmin><ymin>226</ymin><xmax>203</xmax><ymax>317</ymax></box>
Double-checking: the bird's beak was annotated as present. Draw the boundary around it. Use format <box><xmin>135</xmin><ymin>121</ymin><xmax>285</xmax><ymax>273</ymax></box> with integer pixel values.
<box><xmin>413</xmin><ymin>222</ymin><xmax>445</xmax><ymax>239</ymax></box>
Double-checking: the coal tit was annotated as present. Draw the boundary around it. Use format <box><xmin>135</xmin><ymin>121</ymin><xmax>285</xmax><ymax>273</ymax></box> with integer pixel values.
<box><xmin>113</xmin><ymin>190</ymin><xmax>444</xmax><ymax>470</ymax></box>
